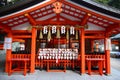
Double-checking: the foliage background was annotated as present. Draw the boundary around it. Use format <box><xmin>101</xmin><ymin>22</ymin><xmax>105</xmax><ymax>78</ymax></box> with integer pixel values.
<box><xmin>94</xmin><ymin>0</ymin><xmax>120</xmax><ymax>9</ymax></box>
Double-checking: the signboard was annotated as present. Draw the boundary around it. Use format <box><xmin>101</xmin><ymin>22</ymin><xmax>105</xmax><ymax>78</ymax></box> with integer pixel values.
<box><xmin>3</xmin><ymin>37</ymin><xmax>12</xmax><ymax>49</ymax></box>
<box><xmin>105</xmin><ymin>38</ymin><xmax>112</xmax><ymax>50</ymax></box>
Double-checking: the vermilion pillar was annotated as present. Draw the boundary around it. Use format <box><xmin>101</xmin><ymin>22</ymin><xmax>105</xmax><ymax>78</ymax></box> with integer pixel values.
<box><xmin>104</xmin><ymin>36</ymin><xmax>111</xmax><ymax>75</ymax></box>
<box><xmin>5</xmin><ymin>32</ymin><xmax>12</xmax><ymax>72</ymax></box>
<box><xmin>30</xmin><ymin>27</ymin><xmax>36</xmax><ymax>73</ymax></box>
<box><xmin>80</xmin><ymin>28</ymin><xmax>85</xmax><ymax>74</ymax></box>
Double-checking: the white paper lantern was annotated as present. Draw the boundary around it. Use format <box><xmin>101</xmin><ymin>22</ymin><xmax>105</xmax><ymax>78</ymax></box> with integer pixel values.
<box><xmin>52</xmin><ymin>25</ymin><xmax>56</xmax><ymax>34</ymax></box>
<box><xmin>70</xmin><ymin>26</ymin><xmax>75</xmax><ymax>35</ymax></box>
<box><xmin>61</xmin><ymin>26</ymin><xmax>66</xmax><ymax>34</ymax></box>
<box><xmin>43</xmin><ymin>26</ymin><xmax>48</xmax><ymax>34</ymax></box>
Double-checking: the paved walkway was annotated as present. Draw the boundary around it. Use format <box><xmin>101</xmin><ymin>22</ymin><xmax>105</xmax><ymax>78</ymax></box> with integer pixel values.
<box><xmin>0</xmin><ymin>51</ymin><xmax>120</xmax><ymax>80</ymax></box>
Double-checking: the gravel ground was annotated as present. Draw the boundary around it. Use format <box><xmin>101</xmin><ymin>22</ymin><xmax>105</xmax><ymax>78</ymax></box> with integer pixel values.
<box><xmin>0</xmin><ymin>51</ymin><xmax>120</xmax><ymax>80</ymax></box>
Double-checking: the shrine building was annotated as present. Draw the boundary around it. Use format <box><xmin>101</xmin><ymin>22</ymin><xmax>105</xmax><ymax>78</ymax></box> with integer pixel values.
<box><xmin>0</xmin><ymin>0</ymin><xmax>120</xmax><ymax>76</ymax></box>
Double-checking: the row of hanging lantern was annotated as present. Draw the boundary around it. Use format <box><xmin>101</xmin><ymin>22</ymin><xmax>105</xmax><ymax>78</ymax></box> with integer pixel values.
<box><xmin>43</xmin><ymin>25</ymin><xmax>75</xmax><ymax>35</ymax></box>
<box><xmin>39</xmin><ymin>25</ymin><xmax>78</xmax><ymax>41</ymax></box>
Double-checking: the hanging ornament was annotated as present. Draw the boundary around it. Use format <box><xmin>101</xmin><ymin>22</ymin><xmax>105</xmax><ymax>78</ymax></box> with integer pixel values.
<box><xmin>75</xmin><ymin>30</ymin><xmax>78</xmax><ymax>40</ymax></box>
<box><xmin>70</xmin><ymin>26</ymin><xmax>75</xmax><ymax>35</ymax></box>
<box><xmin>61</xmin><ymin>26</ymin><xmax>66</xmax><ymax>34</ymax></box>
<box><xmin>56</xmin><ymin>28</ymin><xmax>60</xmax><ymax>38</ymax></box>
<box><xmin>43</xmin><ymin>26</ymin><xmax>48</xmax><ymax>34</ymax></box>
<box><xmin>66</xmin><ymin>28</ymin><xmax>69</xmax><ymax>40</ymax></box>
<box><xmin>47</xmin><ymin>27</ymin><xmax>51</xmax><ymax>41</ymax></box>
<box><xmin>53</xmin><ymin>1</ymin><xmax>62</xmax><ymax>14</ymax></box>
<box><xmin>39</xmin><ymin>29</ymin><xmax>43</xmax><ymax>39</ymax></box>
<box><xmin>52</xmin><ymin>25</ymin><xmax>56</xmax><ymax>34</ymax></box>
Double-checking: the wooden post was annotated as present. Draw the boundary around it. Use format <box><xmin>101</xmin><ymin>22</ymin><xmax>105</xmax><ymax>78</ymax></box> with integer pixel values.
<box><xmin>105</xmin><ymin>50</ymin><xmax>111</xmax><ymax>75</ymax></box>
<box><xmin>104</xmin><ymin>35</ymin><xmax>111</xmax><ymax>75</ymax></box>
<box><xmin>5</xmin><ymin>32</ymin><xmax>12</xmax><ymax>73</ymax></box>
<box><xmin>80</xmin><ymin>28</ymin><xmax>85</xmax><ymax>74</ymax></box>
<box><xmin>91</xmin><ymin>40</ymin><xmax>94</xmax><ymax>52</ymax></box>
<box><xmin>30</xmin><ymin>27</ymin><xmax>36</xmax><ymax>73</ymax></box>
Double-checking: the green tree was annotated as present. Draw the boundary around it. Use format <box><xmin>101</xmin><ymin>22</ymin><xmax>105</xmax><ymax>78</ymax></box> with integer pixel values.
<box><xmin>95</xmin><ymin>0</ymin><xmax>110</xmax><ymax>4</ymax></box>
<box><xmin>108</xmin><ymin>0</ymin><xmax>120</xmax><ymax>9</ymax></box>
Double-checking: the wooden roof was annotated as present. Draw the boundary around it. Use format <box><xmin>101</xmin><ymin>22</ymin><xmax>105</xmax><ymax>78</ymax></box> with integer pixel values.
<box><xmin>0</xmin><ymin>0</ymin><xmax>120</xmax><ymax>36</ymax></box>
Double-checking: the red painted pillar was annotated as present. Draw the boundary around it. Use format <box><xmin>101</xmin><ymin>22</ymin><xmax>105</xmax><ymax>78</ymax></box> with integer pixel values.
<box><xmin>30</xmin><ymin>27</ymin><xmax>36</xmax><ymax>73</ymax></box>
<box><xmin>80</xmin><ymin>28</ymin><xmax>85</xmax><ymax>74</ymax></box>
<box><xmin>104</xmin><ymin>37</ymin><xmax>111</xmax><ymax>75</ymax></box>
<box><xmin>5</xmin><ymin>32</ymin><xmax>12</xmax><ymax>73</ymax></box>
<box><xmin>105</xmin><ymin>50</ymin><xmax>111</xmax><ymax>75</ymax></box>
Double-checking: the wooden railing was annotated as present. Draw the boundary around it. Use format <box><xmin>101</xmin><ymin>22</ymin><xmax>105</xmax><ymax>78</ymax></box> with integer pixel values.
<box><xmin>11</xmin><ymin>54</ymin><xmax>31</xmax><ymax>59</ymax></box>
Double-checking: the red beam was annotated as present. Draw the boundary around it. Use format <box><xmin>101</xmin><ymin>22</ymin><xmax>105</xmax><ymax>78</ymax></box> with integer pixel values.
<box><xmin>81</xmin><ymin>13</ymin><xmax>91</xmax><ymax>26</ymax></box>
<box><xmin>85</xmin><ymin>30</ymin><xmax>105</xmax><ymax>34</ymax></box>
<box><xmin>0</xmin><ymin>22</ymin><xmax>11</xmax><ymax>33</ymax></box>
<box><xmin>85</xmin><ymin>36</ymin><xmax>105</xmax><ymax>39</ymax></box>
<box><xmin>13</xmin><ymin>35</ymin><xmax>32</xmax><ymax>39</ymax></box>
<box><xmin>36</xmin><ymin>21</ymin><xmax>80</xmax><ymax>25</ymax></box>
<box><xmin>25</xmin><ymin>14</ymin><xmax>37</xmax><ymax>26</ymax></box>
<box><xmin>88</xmin><ymin>20</ymin><xmax>106</xmax><ymax>29</ymax></box>
<box><xmin>12</xmin><ymin>30</ymin><xmax>32</xmax><ymax>34</ymax></box>
<box><xmin>107</xmin><ymin>23</ymin><xmax>120</xmax><ymax>33</ymax></box>
<box><xmin>62</xmin><ymin>11</ymin><xmax>81</xmax><ymax>21</ymax></box>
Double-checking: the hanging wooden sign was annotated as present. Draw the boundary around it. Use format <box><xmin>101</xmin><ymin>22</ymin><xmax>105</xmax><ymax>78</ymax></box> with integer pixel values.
<box><xmin>3</xmin><ymin>37</ymin><xmax>12</xmax><ymax>49</ymax></box>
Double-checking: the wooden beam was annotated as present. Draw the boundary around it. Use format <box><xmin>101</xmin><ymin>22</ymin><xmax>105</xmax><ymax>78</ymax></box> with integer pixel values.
<box><xmin>62</xmin><ymin>11</ymin><xmax>81</xmax><ymax>21</ymax></box>
<box><xmin>25</xmin><ymin>13</ymin><xmax>37</xmax><ymax>26</ymax></box>
<box><xmin>85</xmin><ymin>30</ymin><xmax>105</xmax><ymax>34</ymax></box>
<box><xmin>12</xmin><ymin>30</ymin><xmax>32</xmax><ymax>34</ymax></box>
<box><xmin>13</xmin><ymin>35</ymin><xmax>32</xmax><ymax>39</ymax></box>
<box><xmin>106</xmin><ymin>23</ymin><xmax>120</xmax><ymax>34</ymax></box>
<box><xmin>0</xmin><ymin>22</ymin><xmax>11</xmax><ymax>32</ymax></box>
<box><xmin>81</xmin><ymin>13</ymin><xmax>91</xmax><ymax>26</ymax></box>
<box><xmin>85</xmin><ymin>36</ymin><xmax>105</xmax><ymax>39</ymax></box>
<box><xmin>13</xmin><ymin>39</ymin><xmax>25</xmax><ymax>43</ymax></box>
<box><xmin>36</xmin><ymin>21</ymin><xmax>80</xmax><ymax>25</ymax></box>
